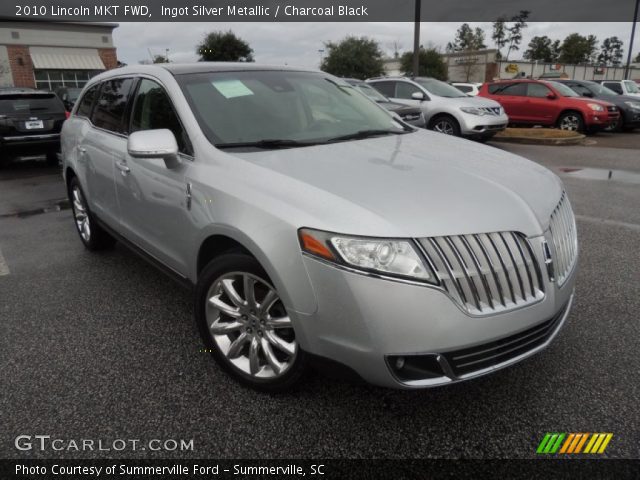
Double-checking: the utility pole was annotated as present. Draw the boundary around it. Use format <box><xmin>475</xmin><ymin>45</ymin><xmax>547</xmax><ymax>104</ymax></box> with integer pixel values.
<box><xmin>625</xmin><ymin>0</ymin><xmax>639</xmax><ymax>79</ymax></box>
<box><xmin>412</xmin><ymin>0</ymin><xmax>421</xmax><ymax>78</ymax></box>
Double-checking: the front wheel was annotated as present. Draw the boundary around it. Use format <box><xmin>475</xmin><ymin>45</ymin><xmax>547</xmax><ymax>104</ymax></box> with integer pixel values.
<box><xmin>557</xmin><ymin>112</ymin><xmax>585</xmax><ymax>133</ymax></box>
<box><xmin>195</xmin><ymin>254</ymin><xmax>309</xmax><ymax>392</ymax></box>
<box><xmin>429</xmin><ymin>115</ymin><xmax>461</xmax><ymax>137</ymax></box>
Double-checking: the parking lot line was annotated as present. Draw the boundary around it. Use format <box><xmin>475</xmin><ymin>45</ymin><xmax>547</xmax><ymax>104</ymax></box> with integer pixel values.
<box><xmin>576</xmin><ymin>215</ymin><xmax>640</xmax><ymax>233</ymax></box>
<box><xmin>0</xmin><ymin>247</ymin><xmax>9</xmax><ymax>276</ymax></box>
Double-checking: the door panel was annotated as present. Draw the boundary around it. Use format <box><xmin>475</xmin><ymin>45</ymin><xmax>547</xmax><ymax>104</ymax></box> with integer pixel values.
<box><xmin>115</xmin><ymin>78</ymin><xmax>194</xmax><ymax>275</ymax></box>
<box><xmin>524</xmin><ymin>83</ymin><xmax>557</xmax><ymax>124</ymax></box>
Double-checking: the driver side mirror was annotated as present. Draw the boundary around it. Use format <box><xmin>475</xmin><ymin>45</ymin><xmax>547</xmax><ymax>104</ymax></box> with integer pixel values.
<box><xmin>546</xmin><ymin>93</ymin><xmax>557</xmax><ymax>100</ymax></box>
<box><xmin>411</xmin><ymin>91</ymin><xmax>425</xmax><ymax>101</ymax></box>
<box><xmin>128</xmin><ymin>129</ymin><xmax>180</xmax><ymax>169</ymax></box>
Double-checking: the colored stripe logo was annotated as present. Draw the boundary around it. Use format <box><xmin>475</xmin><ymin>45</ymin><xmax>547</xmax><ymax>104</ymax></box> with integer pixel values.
<box><xmin>537</xmin><ymin>433</ymin><xmax>613</xmax><ymax>454</ymax></box>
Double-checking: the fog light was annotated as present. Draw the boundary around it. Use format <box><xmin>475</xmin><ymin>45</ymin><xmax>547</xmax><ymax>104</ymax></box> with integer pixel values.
<box><xmin>395</xmin><ymin>357</ymin><xmax>405</xmax><ymax>369</ymax></box>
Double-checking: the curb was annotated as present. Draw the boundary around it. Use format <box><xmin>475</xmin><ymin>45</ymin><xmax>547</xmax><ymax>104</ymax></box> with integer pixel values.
<box><xmin>492</xmin><ymin>134</ymin><xmax>585</xmax><ymax>146</ymax></box>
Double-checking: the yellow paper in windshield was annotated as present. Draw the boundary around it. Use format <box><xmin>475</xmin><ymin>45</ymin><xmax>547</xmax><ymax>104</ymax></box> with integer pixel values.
<box><xmin>212</xmin><ymin>80</ymin><xmax>254</xmax><ymax>98</ymax></box>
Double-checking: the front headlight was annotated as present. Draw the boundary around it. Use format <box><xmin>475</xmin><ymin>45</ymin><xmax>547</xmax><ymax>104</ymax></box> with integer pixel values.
<box><xmin>460</xmin><ymin>107</ymin><xmax>486</xmax><ymax>116</ymax></box>
<box><xmin>299</xmin><ymin>228</ymin><xmax>435</xmax><ymax>283</ymax></box>
<box><xmin>587</xmin><ymin>103</ymin><xmax>604</xmax><ymax>112</ymax></box>
<box><xmin>624</xmin><ymin>101</ymin><xmax>640</xmax><ymax>110</ymax></box>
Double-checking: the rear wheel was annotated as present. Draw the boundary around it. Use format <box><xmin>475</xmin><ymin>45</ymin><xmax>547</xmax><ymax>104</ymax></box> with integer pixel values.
<box><xmin>195</xmin><ymin>253</ymin><xmax>309</xmax><ymax>392</ymax></box>
<box><xmin>68</xmin><ymin>177</ymin><xmax>115</xmax><ymax>250</ymax></box>
<box><xmin>430</xmin><ymin>115</ymin><xmax>461</xmax><ymax>137</ymax></box>
<box><xmin>557</xmin><ymin>112</ymin><xmax>584</xmax><ymax>133</ymax></box>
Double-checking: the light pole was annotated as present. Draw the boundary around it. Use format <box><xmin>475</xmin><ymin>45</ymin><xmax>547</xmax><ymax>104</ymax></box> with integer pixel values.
<box><xmin>412</xmin><ymin>0</ymin><xmax>421</xmax><ymax>77</ymax></box>
<box><xmin>625</xmin><ymin>0</ymin><xmax>639</xmax><ymax>79</ymax></box>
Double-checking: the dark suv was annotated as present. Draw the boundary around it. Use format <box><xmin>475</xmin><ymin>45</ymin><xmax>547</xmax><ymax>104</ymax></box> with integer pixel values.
<box><xmin>555</xmin><ymin>79</ymin><xmax>640</xmax><ymax>131</ymax></box>
<box><xmin>0</xmin><ymin>89</ymin><xmax>67</xmax><ymax>166</ymax></box>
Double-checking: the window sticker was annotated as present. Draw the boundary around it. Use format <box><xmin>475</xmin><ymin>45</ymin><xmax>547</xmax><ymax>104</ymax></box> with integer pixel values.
<box><xmin>211</xmin><ymin>80</ymin><xmax>254</xmax><ymax>99</ymax></box>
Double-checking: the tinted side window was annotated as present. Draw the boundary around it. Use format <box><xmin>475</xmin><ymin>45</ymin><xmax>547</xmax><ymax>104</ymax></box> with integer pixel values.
<box><xmin>370</xmin><ymin>81</ymin><xmax>395</xmax><ymax>97</ymax></box>
<box><xmin>456</xmin><ymin>85</ymin><xmax>472</xmax><ymax>93</ymax></box>
<box><xmin>490</xmin><ymin>83</ymin><xmax>527</xmax><ymax>96</ymax></box>
<box><xmin>570</xmin><ymin>84</ymin><xmax>592</xmax><ymax>96</ymax></box>
<box><xmin>527</xmin><ymin>83</ymin><xmax>552</xmax><ymax>98</ymax></box>
<box><xmin>603</xmin><ymin>82</ymin><xmax>622</xmax><ymax>94</ymax></box>
<box><xmin>131</xmin><ymin>79</ymin><xmax>192</xmax><ymax>155</ymax></box>
<box><xmin>75</xmin><ymin>85</ymin><xmax>99</xmax><ymax>118</ymax></box>
<box><xmin>395</xmin><ymin>82</ymin><xmax>422</xmax><ymax>99</ymax></box>
<box><xmin>91</xmin><ymin>78</ymin><xmax>135</xmax><ymax>133</ymax></box>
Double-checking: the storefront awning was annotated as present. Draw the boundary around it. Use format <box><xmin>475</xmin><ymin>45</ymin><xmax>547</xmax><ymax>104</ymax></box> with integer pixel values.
<box><xmin>29</xmin><ymin>47</ymin><xmax>105</xmax><ymax>70</ymax></box>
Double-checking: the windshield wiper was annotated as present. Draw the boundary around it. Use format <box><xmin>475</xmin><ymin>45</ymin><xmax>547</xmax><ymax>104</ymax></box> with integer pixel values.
<box><xmin>216</xmin><ymin>139</ymin><xmax>320</xmax><ymax>150</ymax></box>
<box><xmin>325</xmin><ymin>129</ymin><xmax>410</xmax><ymax>143</ymax></box>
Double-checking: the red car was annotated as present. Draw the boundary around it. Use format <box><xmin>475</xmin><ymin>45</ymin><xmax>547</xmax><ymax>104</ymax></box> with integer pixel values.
<box><xmin>479</xmin><ymin>79</ymin><xmax>619</xmax><ymax>133</ymax></box>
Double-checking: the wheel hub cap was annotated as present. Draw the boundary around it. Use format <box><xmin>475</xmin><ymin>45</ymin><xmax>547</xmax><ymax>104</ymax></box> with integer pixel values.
<box><xmin>71</xmin><ymin>186</ymin><xmax>91</xmax><ymax>242</ymax></box>
<box><xmin>206</xmin><ymin>272</ymin><xmax>297</xmax><ymax>379</ymax></box>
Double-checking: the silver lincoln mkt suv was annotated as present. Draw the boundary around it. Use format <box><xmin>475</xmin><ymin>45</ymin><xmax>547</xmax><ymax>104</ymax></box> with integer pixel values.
<box><xmin>61</xmin><ymin>64</ymin><xmax>577</xmax><ymax>392</ymax></box>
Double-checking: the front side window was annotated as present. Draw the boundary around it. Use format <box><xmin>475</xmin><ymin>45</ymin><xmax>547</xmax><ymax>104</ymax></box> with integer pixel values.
<box><xmin>413</xmin><ymin>78</ymin><xmax>466</xmax><ymax>98</ymax></box>
<box><xmin>395</xmin><ymin>82</ymin><xmax>423</xmax><ymax>100</ymax></box>
<box><xmin>603</xmin><ymin>82</ymin><xmax>623</xmax><ymax>94</ymax></box>
<box><xmin>130</xmin><ymin>79</ymin><xmax>192</xmax><ymax>155</ymax></box>
<box><xmin>91</xmin><ymin>78</ymin><xmax>135</xmax><ymax>133</ymax></box>
<box><xmin>546</xmin><ymin>81</ymin><xmax>579</xmax><ymax>97</ymax></box>
<box><xmin>527</xmin><ymin>83</ymin><xmax>552</xmax><ymax>98</ymax></box>
<box><xmin>177</xmin><ymin>71</ymin><xmax>407</xmax><ymax>148</ymax></box>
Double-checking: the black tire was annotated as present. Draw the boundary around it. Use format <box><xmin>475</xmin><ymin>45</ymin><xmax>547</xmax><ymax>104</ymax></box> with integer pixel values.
<box><xmin>68</xmin><ymin>177</ymin><xmax>116</xmax><ymax>251</ymax></box>
<box><xmin>429</xmin><ymin>115</ymin><xmax>462</xmax><ymax>137</ymax></box>
<box><xmin>557</xmin><ymin>111</ymin><xmax>585</xmax><ymax>133</ymax></box>
<box><xmin>603</xmin><ymin>115</ymin><xmax>623</xmax><ymax>133</ymax></box>
<box><xmin>195</xmin><ymin>253</ymin><xmax>309</xmax><ymax>392</ymax></box>
<box><xmin>476</xmin><ymin>133</ymin><xmax>497</xmax><ymax>143</ymax></box>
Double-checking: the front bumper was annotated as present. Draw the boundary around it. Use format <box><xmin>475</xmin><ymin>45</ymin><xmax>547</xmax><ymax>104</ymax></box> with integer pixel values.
<box><xmin>458</xmin><ymin>113</ymin><xmax>509</xmax><ymax>136</ymax></box>
<box><xmin>294</xmin><ymin>237</ymin><xmax>576</xmax><ymax>389</ymax></box>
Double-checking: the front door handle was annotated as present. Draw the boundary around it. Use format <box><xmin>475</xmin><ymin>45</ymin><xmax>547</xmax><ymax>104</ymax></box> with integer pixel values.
<box><xmin>116</xmin><ymin>161</ymin><xmax>130</xmax><ymax>176</ymax></box>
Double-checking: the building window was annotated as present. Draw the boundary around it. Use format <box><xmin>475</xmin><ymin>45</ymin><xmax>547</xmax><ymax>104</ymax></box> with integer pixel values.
<box><xmin>34</xmin><ymin>69</ymin><xmax>102</xmax><ymax>90</ymax></box>
<box><xmin>11</xmin><ymin>31</ymin><xmax>20</xmax><ymax>39</ymax></box>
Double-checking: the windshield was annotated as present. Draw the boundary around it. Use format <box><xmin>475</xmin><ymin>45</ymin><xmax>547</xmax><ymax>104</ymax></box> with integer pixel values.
<box><xmin>177</xmin><ymin>70</ymin><xmax>407</xmax><ymax>147</ymax></box>
<box><xmin>623</xmin><ymin>81</ymin><xmax>640</xmax><ymax>93</ymax></box>
<box><xmin>353</xmin><ymin>83</ymin><xmax>388</xmax><ymax>102</ymax></box>
<box><xmin>413</xmin><ymin>78</ymin><xmax>467</xmax><ymax>98</ymax></box>
<box><xmin>547</xmin><ymin>81</ymin><xmax>579</xmax><ymax>97</ymax></box>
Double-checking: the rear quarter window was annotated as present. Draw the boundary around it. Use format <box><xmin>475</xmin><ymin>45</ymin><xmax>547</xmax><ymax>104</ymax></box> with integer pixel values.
<box><xmin>75</xmin><ymin>85</ymin><xmax>99</xmax><ymax>117</ymax></box>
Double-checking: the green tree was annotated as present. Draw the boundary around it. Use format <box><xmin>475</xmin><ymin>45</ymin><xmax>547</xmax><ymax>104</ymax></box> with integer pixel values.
<box><xmin>320</xmin><ymin>36</ymin><xmax>385</xmax><ymax>79</ymax></box>
<box><xmin>635</xmin><ymin>52</ymin><xmax>640</xmax><ymax>62</ymax></box>
<box><xmin>152</xmin><ymin>54</ymin><xmax>169</xmax><ymax>64</ymax></box>
<box><xmin>447</xmin><ymin>24</ymin><xmax>486</xmax><ymax>52</ymax></box>
<box><xmin>504</xmin><ymin>10</ymin><xmax>530</xmax><ymax>60</ymax></box>
<box><xmin>492</xmin><ymin>17</ymin><xmax>508</xmax><ymax>59</ymax></box>
<box><xmin>598</xmin><ymin>37</ymin><xmax>624</xmax><ymax>66</ymax></box>
<box><xmin>197</xmin><ymin>30</ymin><xmax>254</xmax><ymax>62</ymax></box>
<box><xmin>558</xmin><ymin>33</ymin><xmax>599</xmax><ymax>64</ymax></box>
<box><xmin>523</xmin><ymin>36</ymin><xmax>554</xmax><ymax>62</ymax></box>
<box><xmin>399</xmin><ymin>48</ymin><xmax>448</xmax><ymax>80</ymax></box>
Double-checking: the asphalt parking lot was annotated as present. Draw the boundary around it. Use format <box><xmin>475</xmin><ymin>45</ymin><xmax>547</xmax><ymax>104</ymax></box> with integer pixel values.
<box><xmin>1</xmin><ymin>131</ymin><xmax>639</xmax><ymax>460</ymax></box>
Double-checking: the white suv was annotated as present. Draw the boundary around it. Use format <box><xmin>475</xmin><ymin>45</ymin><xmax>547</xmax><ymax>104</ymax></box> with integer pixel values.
<box><xmin>367</xmin><ymin>77</ymin><xmax>508</xmax><ymax>141</ymax></box>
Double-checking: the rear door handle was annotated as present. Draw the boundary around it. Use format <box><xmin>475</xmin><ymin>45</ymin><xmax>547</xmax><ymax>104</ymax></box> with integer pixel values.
<box><xmin>116</xmin><ymin>161</ymin><xmax>130</xmax><ymax>175</ymax></box>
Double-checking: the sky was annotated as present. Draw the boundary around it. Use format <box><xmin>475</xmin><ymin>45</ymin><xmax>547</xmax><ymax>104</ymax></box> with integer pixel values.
<box><xmin>113</xmin><ymin>22</ymin><xmax>640</xmax><ymax>68</ymax></box>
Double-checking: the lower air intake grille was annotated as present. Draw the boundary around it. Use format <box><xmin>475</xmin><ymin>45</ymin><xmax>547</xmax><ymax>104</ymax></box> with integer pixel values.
<box><xmin>443</xmin><ymin>301</ymin><xmax>569</xmax><ymax>377</ymax></box>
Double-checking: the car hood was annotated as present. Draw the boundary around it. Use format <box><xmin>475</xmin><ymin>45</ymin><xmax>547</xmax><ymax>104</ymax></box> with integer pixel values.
<box><xmin>227</xmin><ymin>131</ymin><xmax>563</xmax><ymax>238</ymax></box>
<box><xmin>564</xmin><ymin>96</ymin><xmax>614</xmax><ymax>107</ymax></box>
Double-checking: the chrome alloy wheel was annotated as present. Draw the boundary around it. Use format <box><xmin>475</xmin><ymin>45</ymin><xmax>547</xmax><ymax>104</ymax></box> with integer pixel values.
<box><xmin>71</xmin><ymin>185</ymin><xmax>91</xmax><ymax>242</ymax></box>
<box><xmin>433</xmin><ymin>120</ymin><xmax>455</xmax><ymax>135</ymax></box>
<box><xmin>206</xmin><ymin>272</ymin><xmax>297</xmax><ymax>379</ymax></box>
<box><xmin>559</xmin><ymin>115</ymin><xmax>580</xmax><ymax>131</ymax></box>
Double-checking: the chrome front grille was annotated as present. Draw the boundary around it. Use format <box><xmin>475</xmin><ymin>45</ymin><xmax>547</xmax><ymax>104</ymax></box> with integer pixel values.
<box><xmin>479</xmin><ymin>107</ymin><xmax>502</xmax><ymax>116</ymax></box>
<box><xmin>548</xmin><ymin>192</ymin><xmax>578</xmax><ymax>286</ymax></box>
<box><xmin>417</xmin><ymin>232</ymin><xmax>544</xmax><ymax>315</ymax></box>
